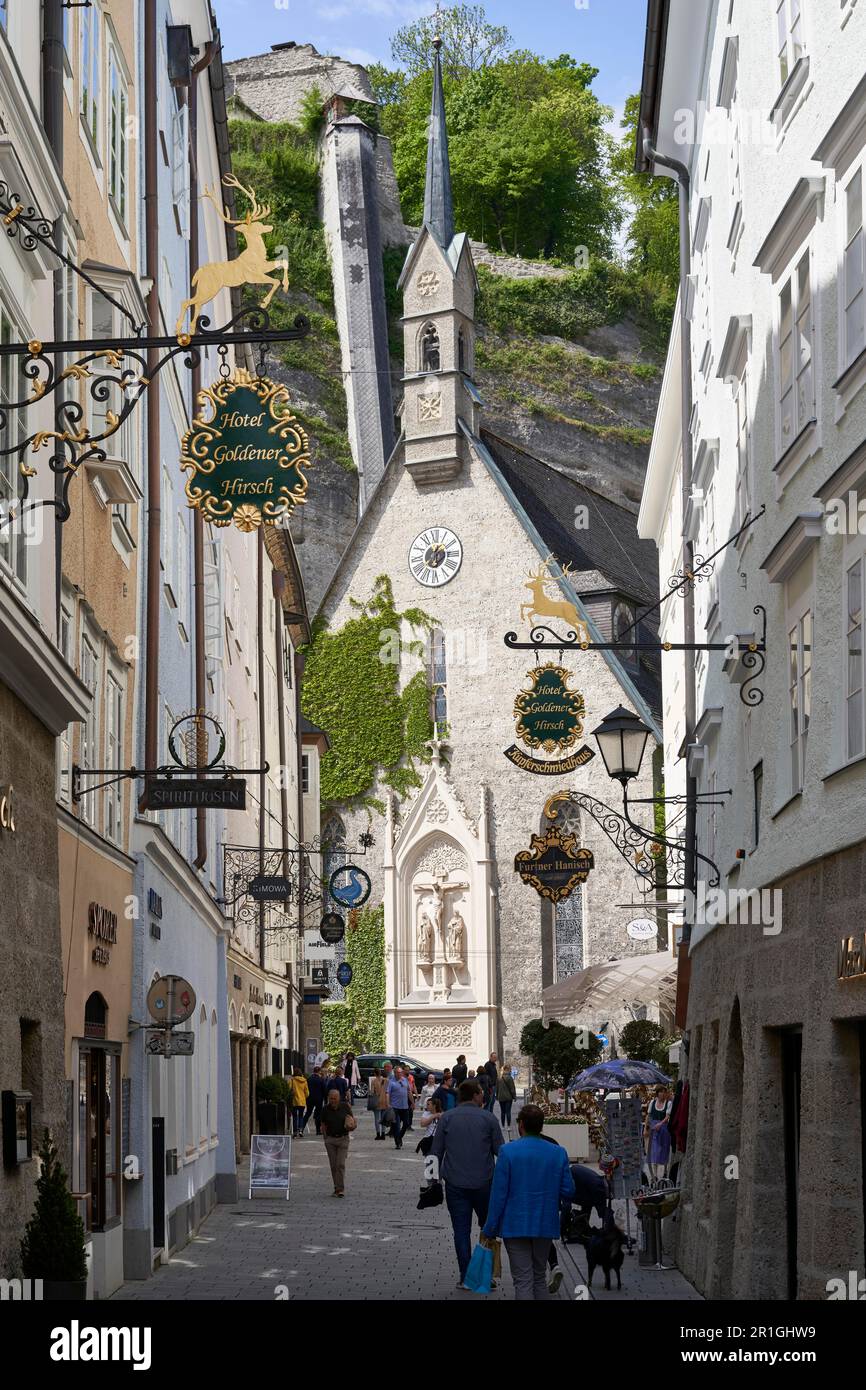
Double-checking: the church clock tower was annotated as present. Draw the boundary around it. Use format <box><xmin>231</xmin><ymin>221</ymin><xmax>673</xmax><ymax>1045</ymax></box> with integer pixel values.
<box><xmin>397</xmin><ymin>35</ymin><xmax>479</xmax><ymax>485</ymax></box>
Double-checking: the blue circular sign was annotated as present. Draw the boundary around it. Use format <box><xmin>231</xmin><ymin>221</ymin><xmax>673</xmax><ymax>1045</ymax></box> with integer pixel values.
<box><xmin>328</xmin><ymin>864</ymin><xmax>371</xmax><ymax>908</ymax></box>
<box><xmin>337</xmin><ymin>962</ymin><xmax>353</xmax><ymax>987</ymax></box>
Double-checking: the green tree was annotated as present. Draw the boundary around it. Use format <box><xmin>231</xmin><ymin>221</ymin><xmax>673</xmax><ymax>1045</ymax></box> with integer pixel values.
<box><xmin>520</xmin><ymin>1018</ymin><xmax>602</xmax><ymax>1112</ymax></box>
<box><xmin>391</xmin><ymin>3</ymin><xmax>512</xmax><ymax>78</ymax></box>
<box><xmin>381</xmin><ymin>53</ymin><xmax>618</xmax><ymax>260</ymax></box>
<box><xmin>619</xmin><ymin>1018</ymin><xmax>665</xmax><ymax>1062</ymax></box>
<box><xmin>611</xmin><ymin>93</ymin><xmax>680</xmax><ymax>299</ymax></box>
<box><xmin>21</xmin><ymin>1131</ymin><xmax>89</xmax><ymax>1283</ymax></box>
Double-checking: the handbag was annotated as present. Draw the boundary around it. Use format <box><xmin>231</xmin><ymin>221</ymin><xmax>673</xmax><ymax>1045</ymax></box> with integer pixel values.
<box><xmin>416</xmin><ymin>1181</ymin><xmax>443</xmax><ymax>1210</ymax></box>
<box><xmin>344</xmin><ymin>1113</ymin><xmax>357</xmax><ymax>1132</ymax></box>
<box><xmin>366</xmin><ymin>1095</ymin><xmax>377</xmax><ymax>1111</ymax></box>
<box><xmin>383</xmin><ymin>1107</ymin><xmax>395</xmax><ymax>1126</ymax></box>
<box><xmin>463</xmin><ymin>1242</ymin><xmax>494</xmax><ymax>1294</ymax></box>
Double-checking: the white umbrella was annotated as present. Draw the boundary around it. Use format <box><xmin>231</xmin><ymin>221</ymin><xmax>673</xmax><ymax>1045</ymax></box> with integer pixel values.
<box><xmin>541</xmin><ymin>952</ymin><xmax>677</xmax><ymax>1024</ymax></box>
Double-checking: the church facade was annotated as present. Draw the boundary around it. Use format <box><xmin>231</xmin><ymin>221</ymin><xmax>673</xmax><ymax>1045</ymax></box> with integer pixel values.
<box><xmin>314</xmin><ymin>45</ymin><xmax>665</xmax><ymax>1074</ymax></box>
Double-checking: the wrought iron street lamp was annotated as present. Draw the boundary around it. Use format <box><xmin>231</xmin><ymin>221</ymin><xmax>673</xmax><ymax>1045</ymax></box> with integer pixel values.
<box><xmin>591</xmin><ymin>706</ymin><xmax>652</xmax><ymax>785</ymax></box>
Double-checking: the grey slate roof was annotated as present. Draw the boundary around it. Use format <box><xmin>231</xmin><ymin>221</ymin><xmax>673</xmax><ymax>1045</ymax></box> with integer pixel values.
<box><xmin>423</xmin><ymin>45</ymin><xmax>455</xmax><ymax>250</ymax></box>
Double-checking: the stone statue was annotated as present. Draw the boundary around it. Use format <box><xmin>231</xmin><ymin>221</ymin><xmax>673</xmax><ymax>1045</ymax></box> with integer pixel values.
<box><xmin>417</xmin><ymin>909</ymin><xmax>434</xmax><ymax>963</ymax></box>
<box><xmin>446</xmin><ymin>910</ymin><xmax>466</xmax><ymax>964</ymax></box>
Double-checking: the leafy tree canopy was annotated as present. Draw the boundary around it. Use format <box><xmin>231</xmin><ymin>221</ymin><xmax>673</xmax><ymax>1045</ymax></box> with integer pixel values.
<box><xmin>378</xmin><ymin>49</ymin><xmax>617</xmax><ymax>260</ymax></box>
<box><xmin>619</xmin><ymin>1018</ymin><xmax>666</xmax><ymax>1062</ymax></box>
<box><xmin>391</xmin><ymin>3</ymin><xmax>512</xmax><ymax>78</ymax></box>
<box><xmin>610</xmin><ymin>93</ymin><xmax>680</xmax><ymax>301</ymax></box>
<box><xmin>520</xmin><ymin>1018</ymin><xmax>602</xmax><ymax>1098</ymax></box>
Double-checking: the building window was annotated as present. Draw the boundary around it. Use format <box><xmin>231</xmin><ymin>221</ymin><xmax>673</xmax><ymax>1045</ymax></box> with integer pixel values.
<box><xmin>788</xmin><ymin>611</ymin><xmax>812</xmax><ymax>793</ymax></box>
<box><xmin>81</xmin><ymin>1</ymin><xmax>101</xmax><ymax>153</ymax></box>
<box><xmin>105</xmin><ymin>671</ymin><xmax>123</xmax><ymax>844</ymax></box>
<box><xmin>0</xmin><ymin>304</ymin><xmax>28</xmax><ymax>586</ymax></box>
<box><xmin>776</xmin><ymin>0</ymin><xmax>805</xmax><ymax>87</ymax></box>
<box><xmin>753</xmin><ymin>761</ymin><xmax>763</xmax><ymax>847</ymax></box>
<box><xmin>843</xmin><ymin>167</ymin><xmax>865</xmax><ymax>370</ymax></box>
<box><xmin>80</xmin><ymin>635</ymin><xmax>100</xmax><ymax>826</ymax></box>
<box><xmin>778</xmin><ymin>250</ymin><xmax>814</xmax><ymax>454</ymax></box>
<box><xmin>430</xmin><ymin>629</ymin><xmax>448</xmax><ymax>736</ymax></box>
<box><xmin>847</xmin><ymin>557</ymin><xmax>864</xmax><ymax>760</ymax></box>
<box><xmin>458</xmin><ymin>329</ymin><xmax>466</xmax><ymax>372</ymax></box>
<box><xmin>108</xmin><ymin>46</ymin><xmax>128</xmax><ymax>226</ymax></box>
<box><xmin>171</xmin><ymin>102</ymin><xmax>189</xmax><ymax>238</ymax></box>
<box><xmin>301</xmin><ymin>754</ymin><xmax>310</xmax><ymax>795</ymax></box>
<box><xmin>58</xmin><ymin>600</ymin><xmax>74</xmax><ymax>804</ymax></box>
<box><xmin>734</xmin><ymin>357</ymin><xmax>751</xmax><ymax>528</ymax></box>
<box><xmin>613</xmin><ymin>600</ymin><xmax>636</xmax><ymax>663</ymax></box>
<box><xmin>176</xmin><ymin>513</ymin><xmax>189</xmax><ymax>638</ymax></box>
<box><xmin>420</xmin><ymin>323</ymin><xmax>441</xmax><ymax>373</ymax></box>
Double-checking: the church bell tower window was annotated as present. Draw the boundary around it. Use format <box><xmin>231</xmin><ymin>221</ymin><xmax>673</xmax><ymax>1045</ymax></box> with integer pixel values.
<box><xmin>430</xmin><ymin>629</ymin><xmax>448</xmax><ymax>736</ymax></box>
<box><xmin>421</xmin><ymin>322</ymin><xmax>441</xmax><ymax>373</ymax></box>
<box><xmin>458</xmin><ymin>329</ymin><xmax>466</xmax><ymax>373</ymax></box>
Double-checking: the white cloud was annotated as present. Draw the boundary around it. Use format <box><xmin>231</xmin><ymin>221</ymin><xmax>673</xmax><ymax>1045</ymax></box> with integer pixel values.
<box><xmin>340</xmin><ymin>46</ymin><xmax>383</xmax><ymax>67</ymax></box>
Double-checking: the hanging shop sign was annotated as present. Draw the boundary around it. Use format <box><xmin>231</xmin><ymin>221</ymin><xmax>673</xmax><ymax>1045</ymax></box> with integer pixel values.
<box><xmin>141</xmin><ymin>778</ymin><xmax>246</xmax><ymax>810</ymax></box>
<box><xmin>627</xmin><ymin>918</ymin><xmax>657</xmax><ymax>942</ymax></box>
<box><xmin>319</xmin><ymin>912</ymin><xmax>345</xmax><ymax>944</ymax></box>
<box><xmin>311</xmin><ymin>965</ymin><xmax>329</xmax><ymax>986</ymax></box>
<box><xmin>181</xmin><ymin>369</ymin><xmax>311</xmax><ymax>532</ymax></box>
<box><xmin>518</xmin><ymin>556</ymin><xmax>589</xmax><ymax>644</ymax></box>
<box><xmin>305</xmin><ymin>928</ymin><xmax>336</xmax><ymax>960</ymax></box>
<box><xmin>514</xmin><ymin>826</ymin><xmax>594</xmax><ymax>903</ymax></box>
<box><xmin>145</xmin><ymin>1030</ymin><xmax>195</xmax><ymax>1058</ymax></box>
<box><xmin>328</xmin><ymin>865</ymin><xmax>371</xmax><ymax>909</ymax></box>
<box><xmin>336</xmin><ymin>963</ymin><xmax>353</xmax><ymax>988</ymax></box>
<box><xmin>146</xmin><ymin>975</ymin><xmax>196</xmax><ymax>1027</ymax></box>
<box><xmin>249</xmin><ymin>874</ymin><xmax>292</xmax><ymax>902</ymax></box>
<box><xmin>838</xmin><ymin>933</ymin><xmax>866</xmax><ymax>982</ymax></box>
<box><xmin>504</xmin><ymin>664</ymin><xmax>596</xmax><ymax>774</ymax></box>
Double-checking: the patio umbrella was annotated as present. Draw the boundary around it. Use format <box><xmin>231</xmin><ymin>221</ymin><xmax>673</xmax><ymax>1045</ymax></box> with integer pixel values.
<box><xmin>567</xmin><ymin>1059</ymin><xmax>672</xmax><ymax>1092</ymax></box>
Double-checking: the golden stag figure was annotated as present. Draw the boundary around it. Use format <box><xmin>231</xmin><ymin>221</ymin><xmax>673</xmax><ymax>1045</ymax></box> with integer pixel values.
<box><xmin>175</xmin><ymin>174</ymin><xmax>289</xmax><ymax>337</ymax></box>
<box><xmin>520</xmin><ymin>555</ymin><xmax>589</xmax><ymax>643</ymax></box>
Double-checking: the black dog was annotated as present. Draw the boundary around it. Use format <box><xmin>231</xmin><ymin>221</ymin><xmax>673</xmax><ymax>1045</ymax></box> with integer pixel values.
<box><xmin>586</xmin><ymin>1216</ymin><xmax>626</xmax><ymax>1291</ymax></box>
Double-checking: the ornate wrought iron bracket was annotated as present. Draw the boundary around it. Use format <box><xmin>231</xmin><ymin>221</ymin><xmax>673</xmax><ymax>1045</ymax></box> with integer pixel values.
<box><xmin>71</xmin><ymin>760</ymin><xmax>268</xmax><ymax>804</ymax></box>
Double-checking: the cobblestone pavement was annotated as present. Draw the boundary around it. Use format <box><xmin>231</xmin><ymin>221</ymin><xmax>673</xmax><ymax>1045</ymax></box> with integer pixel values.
<box><xmin>111</xmin><ymin>1112</ymin><xmax>702</xmax><ymax>1303</ymax></box>
<box><xmin>112</xmin><ymin>1111</ymin><xmax>515</xmax><ymax>1302</ymax></box>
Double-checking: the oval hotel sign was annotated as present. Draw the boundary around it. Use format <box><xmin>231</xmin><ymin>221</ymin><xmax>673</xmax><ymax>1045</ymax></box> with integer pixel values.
<box><xmin>181</xmin><ymin>369</ymin><xmax>311</xmax><ymax>532</ymax></box>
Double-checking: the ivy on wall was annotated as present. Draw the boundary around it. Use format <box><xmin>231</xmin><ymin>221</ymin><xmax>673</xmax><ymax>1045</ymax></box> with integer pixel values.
<box><xmin>301</xmin><ymin>575</ymin><xmax>437</xmax><ymax>813</ymax></box>
<box><xmin>321</xmin><ymin>906</ymin><xmax>387</xmax><ymax>1055</ymax></box>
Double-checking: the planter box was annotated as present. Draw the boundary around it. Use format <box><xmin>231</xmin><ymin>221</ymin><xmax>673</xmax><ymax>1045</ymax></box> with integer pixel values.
<box><xmin>542</xmin><ymin>1122</ymin><xmax>589</xmax><ymax>1161</ymax></box>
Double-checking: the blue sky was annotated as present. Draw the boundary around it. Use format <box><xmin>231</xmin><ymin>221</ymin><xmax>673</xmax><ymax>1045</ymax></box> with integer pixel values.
<box><xmin>214</xmin><ymin>0</ymin><xmax>648</xmax><ymax>129</ymax></box>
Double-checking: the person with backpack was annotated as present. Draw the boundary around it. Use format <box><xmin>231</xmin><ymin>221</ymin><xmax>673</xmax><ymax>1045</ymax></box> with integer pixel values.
<box><xmin>290</xmin><ymin>1067</ymin><xmax>309</xmax><ymax>1137</ymax></box>
<box><xmin>302</xmin><ymin>1065</ymin><xmax>327</xmax><ymax>1135</ymax></box>
<box><xmin>475</xmin><ymin>1065</ymin><xmax>491</xmax><ymax>1110</ymax></box>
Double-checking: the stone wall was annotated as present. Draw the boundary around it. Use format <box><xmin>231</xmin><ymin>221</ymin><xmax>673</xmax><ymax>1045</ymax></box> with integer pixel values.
<box><xmin>225</xmin><ymin>43</ymin><xmax>375</xmax><ymax>124</ymax></box>
<box><xmin>0</xmin><ymin>684</ymin><xmax>66</xmax><ymax>1278</ymax></box>
<box><xmin>676</xmin><ymin>842</ymin><xmax>866</xmax><ymax>1300</ymax></box>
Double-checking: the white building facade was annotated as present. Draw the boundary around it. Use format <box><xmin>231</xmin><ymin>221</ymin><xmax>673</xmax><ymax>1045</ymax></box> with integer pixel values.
<box><xmin>638</xmin><ymin>0</ymin><xmax>866</xmax><ymax>1299</ymax></box>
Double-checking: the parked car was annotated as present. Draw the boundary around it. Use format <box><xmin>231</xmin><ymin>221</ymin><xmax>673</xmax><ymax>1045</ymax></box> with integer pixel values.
<box><xmin>354</xmin><ymin>1054</ymin><xmax>445</xmax><ymax>1098</ymax></box>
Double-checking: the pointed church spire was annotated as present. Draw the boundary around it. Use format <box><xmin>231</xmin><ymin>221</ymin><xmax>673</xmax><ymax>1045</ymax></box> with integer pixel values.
<box><xmin>423</xmin><ymin>32</ymin><xmax>454</xmax><ymax>249</ymax></box>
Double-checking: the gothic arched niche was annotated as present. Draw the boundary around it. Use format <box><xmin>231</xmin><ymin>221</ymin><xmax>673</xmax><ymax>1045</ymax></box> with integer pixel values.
<box><xmin>407</xmin><ymin>836</ymin><xmax>471</xmax><ymax>1000</ymax></box>
<box><xmin>419</xmin><ymin>321</ymin><xmax>441</xmax><ymax>372</ymax></box>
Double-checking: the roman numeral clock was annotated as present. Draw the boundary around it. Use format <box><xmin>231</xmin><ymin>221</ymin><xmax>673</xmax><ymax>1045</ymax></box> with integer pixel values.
<box><xmin>408</xmin><ymin>527</ymin><xmax>463</xmax><ymax>587</ymax></box>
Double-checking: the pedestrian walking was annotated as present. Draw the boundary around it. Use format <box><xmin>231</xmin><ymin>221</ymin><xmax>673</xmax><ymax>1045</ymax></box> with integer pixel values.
<box><xmin>483</xmin><ymin>1054</ymin><xmax>499</xmax><ymax>1113</ymax></box>
<box><xmin>328</xmin><ymin>1065</ymin><xmax>349</xmax><ymax>1104</ymax></box>
<box><xmin>419</xmin><ymin>1073</ymin><xmax>437</xmax><ymax>1108</ymax></box>
<box><xmin>452</xmin><ymin>1055</ymin><xmax>468</xmax><ymax>1086</ymax></box>
<box><xmin>430</xmin><ymin>1079</ymin><xmax>504</xmax><ymax>1288</ymax></box>
<box><xmin>303</xmin><ymin>1065</ymin><xmax>327</xmax><ymax>1135</ymax></box>
<box><xmin>290</xmin><ymin>1067</ymin><xmax>309</xmax><ymax>1137</ymax></box>
<box><xmin>645</xmin><ymin>1084</ymin><xmax>673</xmax><ymax>1179</ymax></box>
<box><xmin>482</xmin><ymin>1104</ymin><xmax>574</xmax><ymax>1300</ymax></box>
<box><xmin>432</xmin><ymin>1071</ymin><xmax>457</xmax><ymax>1111</ymax></box>
<box><xmin>475</xmin><ymin>1066</ymin><xmax>491</xmax><ymax>1109</ymax></box>
<box><xmin>387</xmin><ymin>1065</ymin><xmax>411</xmax><ymax>1148</ymax></box>
<box><xmin>406</xmin><ymin>1069</ymin><xmax>418</xmax><ymax>1130</ymax></box>
<box><xmin>370</xmin><ymin>1066</ymin><xmax>389</xmax><ymax>1139</ymax></box>
<box><xmin>321</xmin><ymin>1087</ymin><xmax>356</xmax><ymax>1197</ymax></box>
<box><xmin>497</xmin><ymin>1070</ymin><xmax>517</xmax><ymax>1132</ymax></box>
<box><xmin>342</xmin><ymin>1051</ymin><xmax>361</xmax><ymax>1102</ymax></box>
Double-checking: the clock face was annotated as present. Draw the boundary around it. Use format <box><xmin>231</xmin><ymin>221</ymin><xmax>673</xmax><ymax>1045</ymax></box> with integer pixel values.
<box><xmin>408</xmin><ymin>527</ymin><xmax>463</xmax><ymax>587</ymax></box>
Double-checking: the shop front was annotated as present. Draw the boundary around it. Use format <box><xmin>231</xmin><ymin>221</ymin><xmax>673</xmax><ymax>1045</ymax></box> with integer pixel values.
<box><xmin>58</xmin><ymin>821</ymin><xmax>134</xmax><ymax>1299</ymax></box>
<box><xmin>228</xmin><ymin>954</ymin><xmax>296</xmax><ymax>1154</ymax></box>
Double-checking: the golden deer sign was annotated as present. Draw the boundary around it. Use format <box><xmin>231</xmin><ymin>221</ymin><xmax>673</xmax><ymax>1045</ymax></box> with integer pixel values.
<box><xmin>520</xmin><ymin>556</ymin><xmax>590</xmax><ymax>644</ymax></box>
<box><xmin>175</xmin><ymin>174</ymin><xmax>289</xmax><ymax>337</ymax></box>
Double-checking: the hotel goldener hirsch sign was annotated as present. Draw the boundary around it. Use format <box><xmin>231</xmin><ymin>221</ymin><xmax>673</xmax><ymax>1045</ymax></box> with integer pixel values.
<box><xmin>182</xmin><ymin>369</ymin><xmax>311</xmax><ymax>532</ymax></box>
<box><xmin>504</xmin><ymin>664</ymin><xmax>595</xmax><ymax>774</ymax></box>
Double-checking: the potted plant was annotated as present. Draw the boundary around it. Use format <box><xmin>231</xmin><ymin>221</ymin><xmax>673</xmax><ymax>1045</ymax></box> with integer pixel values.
<box><xmin>256</xmin><ymin>1074</ymin><xmax>292</xmax><ymax>1134</ymax></box>
<box><xmin>20</xmin><ymin>1131</ymin><xmax>88</xmax><ymax>1301</ymax></box>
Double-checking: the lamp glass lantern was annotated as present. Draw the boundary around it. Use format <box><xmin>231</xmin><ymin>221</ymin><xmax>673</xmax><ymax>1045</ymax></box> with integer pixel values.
<box><xmin>591</xmin><ymin>706</ymin><xmax>651</xmax><ymax>784</ymax></box>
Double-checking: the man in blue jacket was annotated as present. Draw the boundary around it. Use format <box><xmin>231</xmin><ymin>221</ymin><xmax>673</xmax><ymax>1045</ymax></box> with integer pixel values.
<box><xmin>482</xmin><ymin>1104</ymin><xmax>575</xmax><ymax>1299</ymax></box>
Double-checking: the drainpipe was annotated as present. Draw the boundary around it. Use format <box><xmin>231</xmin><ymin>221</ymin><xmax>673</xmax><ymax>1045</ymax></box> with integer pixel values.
<box><xmin>142</xmin><ymin>0</ymin><xmax>160</xmax><ymax>795</ymax></box>
<box><xmin>272</xmin><ymin>571</ymin><xmax>291</xmax><ymax>880</ymax></box>
<box><xmin>42</xmin><ymin>0</ymin><xmax>64</xmax><ymax>633</ymax></box>
<box><xmin>641</xmin><ymin>128</ymin><xmax>697</xmax><ymax>1021</ymax></box>
<box><xmin>189</xmin><ymin>41</ymin><xmax>217</xmax><ymax>869</ymax></box>
<box><xmin>294</xmin><ymin>647</ymin><xmax>306</xmax><ymax>1029</ymax></box>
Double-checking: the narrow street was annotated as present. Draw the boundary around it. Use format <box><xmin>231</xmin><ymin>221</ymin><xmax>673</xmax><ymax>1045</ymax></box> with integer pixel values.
<box><xmin>111</xmin><ymin>1111</ymin><xmax>702</xmax><ymax>1303</ymax></box>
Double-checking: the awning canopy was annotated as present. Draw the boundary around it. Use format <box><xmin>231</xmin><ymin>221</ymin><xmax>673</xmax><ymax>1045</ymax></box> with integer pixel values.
<box><xmin>541</xmin><ymin>952</ymin><xmax>678</xmax><ymax>1025</ymax></box>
